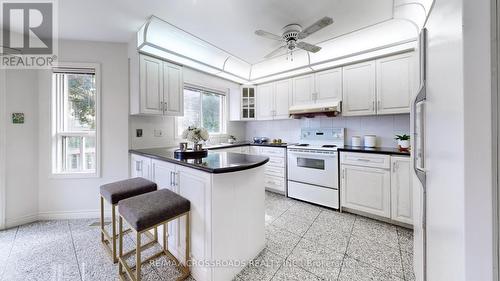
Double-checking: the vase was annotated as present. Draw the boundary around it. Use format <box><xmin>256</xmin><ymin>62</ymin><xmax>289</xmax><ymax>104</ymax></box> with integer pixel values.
<box><xmin>194</xmin><ymin>143</ymin><xmax>203</xmax><ymax>151</ymax></box>
<box><xmin>398</xmin><ymin>140</ymin><xmax>410</xmax><ymax>149</ymax></box>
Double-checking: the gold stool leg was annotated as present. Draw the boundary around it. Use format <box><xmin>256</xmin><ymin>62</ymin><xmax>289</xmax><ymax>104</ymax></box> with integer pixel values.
<box><xmin>100</xmin><ymin>196</ymin><xmax>105</xmax><ymax>242</ymax></box>
<box><xmin>154</xmin><ymin>226</ymin><xmax>158</xmax><ymax>242</ymax></box>
<box><xmin>185</xmin><ymin>212</ymin><xmax>190</xmax><ymax>274</ymax></box>
<box><xmin>112</xmin><ymin>204</ymin><xmax>117</xmax><ymax>263</ymax></box>
<box><xmin>118</xmin><ymin>216</ymin><xmax>123</xmax><ymax>277</ymax></box>
<box><xmin>163</xmin><ymin>223</ymin><xmax>167</xmax><ymax>251</ymax></box>
<box><xmin>136</xmin><ymin>231</ymin><xmax>142</xmax><ymax>281</ymax></box>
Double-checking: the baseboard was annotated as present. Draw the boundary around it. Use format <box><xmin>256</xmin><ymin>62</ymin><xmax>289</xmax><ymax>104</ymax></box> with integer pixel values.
<box><xmin>3</xmin><ymin>209</ymin><xmax>113</xmax><ymax>228</ymax></box>
<box><xmin>5</xmin><ymin>213</ymin><xmax>39</xmax><ymax>228</ymax></box>
<box><xmin>38</xmin><ymin>208</ymin><xmax>112</xmax><ymax>220</ymax></box>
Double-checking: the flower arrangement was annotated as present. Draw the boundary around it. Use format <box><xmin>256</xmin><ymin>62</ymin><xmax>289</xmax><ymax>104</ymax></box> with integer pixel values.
<box><xmin>181</xmin><ymin>126</ymin><xmax>209</xmax><ymax>144</ymax></box>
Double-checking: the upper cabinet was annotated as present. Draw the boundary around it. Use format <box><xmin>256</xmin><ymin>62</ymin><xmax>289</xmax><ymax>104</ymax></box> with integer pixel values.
<box><xmin>274</xmin><ymin>79</ymin><xmax>291</xmax><ymax>119</ymax></box>
<box><xmin>241</xmin><ymin>86</ymin><xmax>256</xmax><ymax>120</ymax></box>
<box><xmin>376</xmin><ymin>53</ymin><xmax>414</xmax><ymax>115</ymax></box>
<box><xmin>292</xmin><ymin>74</ymin><xmax>315</xmax><ymax>105</ymax></box>
<box><xmin>342</xmin><ymin>61</ymin><xmax>377</xmax><ymax>116</ymax></box>
<box><xmin>256</xmin><ymin>80</ymin><xmax>291</xmax><ymax>121</ymax></box>
<box><xmin>130</xmin><ymin>54</ymin><xmax>184</xmax><ymax>116</ymax></box>
<box><xmin>314</xmin><ymin>68</ymin><xmax>342</xmax><ymax>103</ymax></box>
<box><xmin>256</xmin><ymin>83</ymin><xmax>275</xmax><ymax>120</ymax></box>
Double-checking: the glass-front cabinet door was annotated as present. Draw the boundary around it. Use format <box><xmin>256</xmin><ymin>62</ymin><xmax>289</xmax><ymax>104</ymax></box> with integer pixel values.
<box><xmin>241</xmin><ymin>86</ymin><xmax>256</xmax><ymax>119</ymax></box>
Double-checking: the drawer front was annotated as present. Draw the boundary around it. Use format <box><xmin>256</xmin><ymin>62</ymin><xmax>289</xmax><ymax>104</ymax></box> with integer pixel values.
<box><xmin>267</xmin><ymin>156</ymin><xmax>285</xmax><ymax>167</ymax></box>
<box><xmin>265</xmin><ymin>165</ymin><xmax>285</xmax><ymax>177</ymax></box>
<box><xmin>341</xmin><ymin>152</ymin><xmax>390</xmax><ymax>169</ymax></box>
<box><xmin>259</xmin><ymin>147</ymin><xmax>286</xmax><ymax>157</ymax></box>
<box><xmin>288</xmin><ymin>181</ymin><xmax>339</xmax><ymax>209</ymax></box>
<box><xmin>264</xmin><ymin>175</ymin><xmax>285</xmax><ymax>193</ymax></box>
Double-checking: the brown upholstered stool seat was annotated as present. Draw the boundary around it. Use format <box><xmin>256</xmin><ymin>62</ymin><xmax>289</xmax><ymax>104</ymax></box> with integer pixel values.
<box><xmin>100</xmin><ymin>177</ymin><xmax>157</xmax><ymax>205</ymax></box>
<box><xmin>118</xmin><ymin>189</ymin><xmax>190</xmax><ymax>232</ymax></box>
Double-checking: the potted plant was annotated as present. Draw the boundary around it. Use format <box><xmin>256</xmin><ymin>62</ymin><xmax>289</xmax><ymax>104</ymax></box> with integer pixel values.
<box><xmin>182</xmin><ymin>126</ymin><xmax>209</xmax><ymax>150</ymax></box>
<box><xmin>395</xmin><ymin>134</ymin><xmax>410</xmax><ymax>150</ymax></box>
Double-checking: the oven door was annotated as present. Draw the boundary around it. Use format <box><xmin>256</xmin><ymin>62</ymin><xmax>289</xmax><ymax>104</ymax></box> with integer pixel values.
<box><xmin>287</xmin><ymin>150</ymin><xmax>337</xmax><ymax>188</ymax></box>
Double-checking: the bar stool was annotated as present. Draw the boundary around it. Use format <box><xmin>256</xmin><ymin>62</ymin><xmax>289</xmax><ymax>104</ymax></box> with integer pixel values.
<box><xmin>117</xmin><ymin>189</ymin><xmax>191</xmax><ymax>281</ymax></box>
<box><xmin>99</xmin><ymin>177</ymin><xmax>157</xmax><ymax>263</ymax></box>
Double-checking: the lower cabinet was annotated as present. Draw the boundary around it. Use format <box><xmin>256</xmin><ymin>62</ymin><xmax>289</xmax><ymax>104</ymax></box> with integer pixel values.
<box><xmin>130</xmin><ymin>154</ymin><xmax>152</xmax><ymax>180</ymax></box>
<box><xmin>340</xmin><ymin>152</ymin><xmax>412</xmax><ymax>225</ymax></box>
<box><xmin>341</xmin><ymin>165</ymin><xmax>391</xmax><ymax>218</ymax></box>
<box><xmin>390</xmin><ymin>156</ymin><xmax>412</xmax><ymax>224</ymax></box>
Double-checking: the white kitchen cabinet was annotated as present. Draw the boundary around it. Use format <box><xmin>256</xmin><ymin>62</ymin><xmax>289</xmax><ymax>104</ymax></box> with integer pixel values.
<box><xmin>130</xmin><ymin>53</ymin><xmax>184</xmax><ymax>116</ymax></box>
<box><xmin>163</xmin><ymin>62</ymin><xmax>183</xmax><ymax>116</ymax></box>
<box><xmin>240</xmin><ymin>86</ymin><xmax>256</xmax><ymax>120</ymax></box>
<box><xmin>256</xmin><ymin>80</ymin><xmax>291</xmax><ymax>121</ymax></box>
<box><xmin>292</xmin><ymin>74</ymin><xmax>315</xmax><ymax>105</ymax></box>
<box><xmin>274</xmin><ymin>79</ymin><xmax>291</xmax><ymax>119</ymax></box>
<box><xmin>342</xmin><ymin>60</ymin><xmax>377</xmax><ymax>116</ymax></box>
<box><xmin>256</xmin><ymin>83</ymin><xmax>275</xmax><ymax>120</ymax></box>
<box><xmin>390</xmin><ymin>156</ymin><xmax>413</xmax><ymax>224</ymax></box>
<box><xmin>139</xmin><ymin>55</ymin><xmax>163</xmax><ymax>115</ymax></box>
<box><xmin>314</xmin><ymin>68</ymin><xmax>342</xmax><ymax>103</ymax></box>
<box><xmin>341</xmin><ymin>164</ymin><xmax>391</xmax><ymax>218</ymax></box>
<box><xmin>376</xmin><ymin>53</ymin><xmax>414</xmax><ymax>115</ymax></box>
<box><xmin>130</xmin><ymin>154</ymin><xmax>152</xmax><ymax>180</ymax></box>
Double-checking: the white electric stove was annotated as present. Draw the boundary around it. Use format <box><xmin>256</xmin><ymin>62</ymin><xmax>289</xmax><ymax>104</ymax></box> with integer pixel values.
<box><xmin>287</xmin><ymin>128</ymin><xmax>345</xmax><ymax>209</ymax></box>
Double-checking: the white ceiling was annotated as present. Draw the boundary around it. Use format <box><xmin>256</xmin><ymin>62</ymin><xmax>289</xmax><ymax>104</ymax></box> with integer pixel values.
<box><xmin>59</xmin><ymin>0</ymin><xmax>394</xmax><ymax>64</ymax></box>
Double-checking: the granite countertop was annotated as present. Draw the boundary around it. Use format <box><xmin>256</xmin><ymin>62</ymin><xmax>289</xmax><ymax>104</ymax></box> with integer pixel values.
<box><xmin>338</xmin><ymin>145</ymin><xmax>411</xmax><ymax>156</ymax></box>
<box><xmin>129</xmin><ymin>148</ymin><xmax>269</xmax><ymax>174</ymax></box>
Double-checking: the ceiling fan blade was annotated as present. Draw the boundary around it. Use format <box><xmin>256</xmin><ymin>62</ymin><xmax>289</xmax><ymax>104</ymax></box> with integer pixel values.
<box><xmin>255</xmin><ymin>30</ymin><xmax>283</xmax><ymax>41</ymax></box>
<box><xmin>264</xmin><ymin>45</ymin><xmax>287</xmax><ymax>59</ymax></box>
<box><xmin>298</xmin><ymin>16</ymin><xmax>334</xmax><ymax>39</ymax></box>
<box><xmin>297</xmin><ymin>42</ymin><xmax>322</xmax><ymax>53</ymax></box>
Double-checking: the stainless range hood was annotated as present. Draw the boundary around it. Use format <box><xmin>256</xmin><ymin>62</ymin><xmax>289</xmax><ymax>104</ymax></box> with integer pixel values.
<box><xmin>289</xmin><ymin>100</ymin><xmax>342</xmax><ymax>118</ymax></box>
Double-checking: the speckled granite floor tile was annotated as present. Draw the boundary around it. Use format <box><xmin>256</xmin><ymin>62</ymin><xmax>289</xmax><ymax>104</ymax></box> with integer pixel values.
<box><xmin>352</xmin><ymin>217</ymin><xmax>399</xmax><ymax>249</ymax></box>
<box><xmin>285</xmin><ymin>201</ymin><xmax>323</xmax><ymax>221</ymax></box>
<box><xmin>346</xmin><ymin>235</ymin><xmax>404</xmax><ymax>278</ymax></box>
<box><xmin>315</xmin><ymin>209</ymin><xmax>356</xmax><ymax>234</ymax></box>
<box><xmin>237</xmin><ymin>248</ymin><xmax>285</xmax><ymax>281</ymax></box>
<box><xmin>271</xmin><ymin>263</ymin><xmax>322</xmax><ymax>281</ymax></box>
<box><xmin>271</xmin><ymin>209</ymin><xmax>315</xmax><ymax>236</ymax></box>
<box><xmin>265</xmin><ymin>225</ymin><xmax>301</xmax><ymax>258</ymax></box>
<box><xmin>287</xmin><ymin>238</ymin><xmax>343</xmax><ymax>280</ymax></box>
<box><xmin>397</xmin><ymin>227</ymin><xmax>414</xmax><ymax>254</ymax></box>
<box><xmin>338</xmin><ymin>257</ymin><xmax>403</xmax><ymax>281</ymax></box>
<box><xmin>401</xmin><ymin>250</ymin><xmax>415</xmax><ymax>281</ymax></box>
<box><xmin>303</xmin><ymin>220</ymin><xmax>351</xmax><ymax>254</ymax></box>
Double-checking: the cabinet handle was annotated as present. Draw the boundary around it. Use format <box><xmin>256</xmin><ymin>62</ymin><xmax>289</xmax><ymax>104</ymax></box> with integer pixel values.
<box><xmin>356</xmin><ymin>158</ymin><xmax>371</xmax><ymax>162</ymax></box>
<box><xmin>136</xmin><ymin>161</ymin><xmax>142</xmax><ymax>172</ymax></box>
<box><xmin>174</xmin><ymin>172</ymin><xmax>179</xmax><ymax>187</ymax></box>
<box><xmin>170</xmin><ymin>171</ymin><xmax>173</xmax><ymax>186</ymax></box>
<box><xmin>378</xmin><ymin>100</ymin><xmax>381</xmax><ymax>109</ymax></box>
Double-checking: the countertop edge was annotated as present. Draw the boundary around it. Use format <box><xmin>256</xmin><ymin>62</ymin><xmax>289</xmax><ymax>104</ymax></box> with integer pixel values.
<box><xmin>337</xmin><ymin>147</ymin><xmax>411</xmax><ymax>156</ymax></box>
<box><xmin>129</xmin><ymin>150</ymin><xmax>270</xmax><ymax>174</ymax></box>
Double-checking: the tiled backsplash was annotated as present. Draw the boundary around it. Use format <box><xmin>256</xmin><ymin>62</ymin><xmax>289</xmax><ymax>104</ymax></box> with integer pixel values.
<box><xmin>244</xmin><ymin>114</ymin><xmax>410</xmax><ymax>147</ymax></box>
<box><xmin>129</xmin><ymin>115</ymin><xmax>246</xmax><ymax>149</ymax></box>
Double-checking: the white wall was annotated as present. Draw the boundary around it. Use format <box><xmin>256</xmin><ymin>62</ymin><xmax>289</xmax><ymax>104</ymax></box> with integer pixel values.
<box><xmin>245</xmin><ymin>114</ymin><xmax>410</xmax><ymax>147</ymax></box>
<box><xmin>4</xmin><ymin>70</ymin><xmax>40</xmax><ymax>227</ymax></box>
<box><xmin>36</xmin><ymin>40</ymin><xmax>129</xmax><ymax>219</ymax></box>
<box><xmin>129</xmin><ymin>67</ymin><xmax>246</xmax><ymax>149</ymax></box>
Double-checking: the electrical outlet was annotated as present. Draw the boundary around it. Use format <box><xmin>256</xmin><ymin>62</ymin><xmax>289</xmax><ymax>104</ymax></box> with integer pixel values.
<box><xmin>136</xmin><ymin>129</ymin><xmax>143</xmax><ymax>137</ymax></box>
<box><xmin>154</xmin><ymin>129</ymin><xmax>163</xmax><ymax>137</ymax></box>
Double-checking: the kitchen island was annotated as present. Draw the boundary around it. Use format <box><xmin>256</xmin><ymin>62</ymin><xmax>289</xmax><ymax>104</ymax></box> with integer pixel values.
<box><xmin>129</xmin><ymin>148</ymin><xmax>269</xmax><ymax>281</ymax></box>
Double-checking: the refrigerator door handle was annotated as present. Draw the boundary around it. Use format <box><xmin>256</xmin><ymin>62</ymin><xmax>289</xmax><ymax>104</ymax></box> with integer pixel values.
<box><xmin>413</xmin><ymin>82</ymin><xmax>427</xmax><ymax>186</ymax></box>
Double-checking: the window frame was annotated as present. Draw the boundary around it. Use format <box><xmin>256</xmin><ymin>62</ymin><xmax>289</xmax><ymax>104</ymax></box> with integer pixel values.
<box><xmin>175</xmin><ymin>83</ymin><xmax>228</xmax><ymax>138</ymax></box>
<box><xmin>51</xmin><ymin>62</ymin><xmax>101</xmax><ymax>178</ymax></box>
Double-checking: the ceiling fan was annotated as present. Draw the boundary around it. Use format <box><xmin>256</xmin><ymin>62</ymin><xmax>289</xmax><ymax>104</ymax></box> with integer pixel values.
<box><xmin>255</xmin><ymin>16</ymin><xmax>334</xmax><ymax>60</ymax></box>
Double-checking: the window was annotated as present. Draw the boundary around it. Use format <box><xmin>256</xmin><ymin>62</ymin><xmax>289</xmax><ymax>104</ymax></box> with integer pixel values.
<box><xmin>52</xmin><ymin>65</ymin><xmax>100</xmax><ymax>176</ymax></box>
<box><xmin>177</xmin><ymin>86</ymin><xmax>226</xmax><ymax>136</ymax></box>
